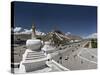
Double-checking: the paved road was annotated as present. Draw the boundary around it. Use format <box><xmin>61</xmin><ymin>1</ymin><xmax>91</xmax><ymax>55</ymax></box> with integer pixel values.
<box><xmin>62</xmin><ymin>48</ymin><xmax>97</xmax><ymax>70</ymax></box>
<box><xmin>60</xmin><ymin>40</ymin><xmax>97</xmax><ymax>70</ymax></box>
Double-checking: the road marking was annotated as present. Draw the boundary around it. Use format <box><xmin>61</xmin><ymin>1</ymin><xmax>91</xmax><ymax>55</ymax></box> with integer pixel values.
<box><xmin>78</xmin><ymin>55</ymin><xmax>97</xmax><ymax>64</ymax></box>
<box><xmin>78</xmin><ymin>48</ymin><xmax>97</xmax><ymax>64</ymax></box>
<box><xmin>84</xmin><ymin>48</ymin><xmax>97</xmax><ymax>57</ymax></box>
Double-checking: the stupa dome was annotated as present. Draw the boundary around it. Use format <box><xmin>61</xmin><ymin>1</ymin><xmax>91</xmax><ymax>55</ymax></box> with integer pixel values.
<box><xmin>26</xmin><ymin>39</ymin><xmax>42</xmax><ymax>50</ymax></box>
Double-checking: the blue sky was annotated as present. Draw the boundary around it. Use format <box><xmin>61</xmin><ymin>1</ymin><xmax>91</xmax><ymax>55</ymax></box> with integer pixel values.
<box><xmin>13</xmin><ymin>1</ymin><xmax>97</xmax><ymax>37</ymax></box>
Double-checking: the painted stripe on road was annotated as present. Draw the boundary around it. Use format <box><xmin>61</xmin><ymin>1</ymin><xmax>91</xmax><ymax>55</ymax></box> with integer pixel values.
<box><xmin>77</xmin><ymin>48</ymin><xmax>97</xmax><ymax>64</ymax></box>
<box><xmin>78</xmin><ymin>55</ymin><xmax>97</xmax><ymax>64</ymax></box>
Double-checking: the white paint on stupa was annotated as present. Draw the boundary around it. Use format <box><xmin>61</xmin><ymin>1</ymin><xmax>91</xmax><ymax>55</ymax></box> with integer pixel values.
<box><xmin>26</xmin><ymin>39</ymin><xmax>42</xmax><ymax>51</ymax></box>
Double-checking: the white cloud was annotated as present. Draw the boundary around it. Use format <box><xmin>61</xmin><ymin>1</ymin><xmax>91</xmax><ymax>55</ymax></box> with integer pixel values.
<box><xmin>13</xmin><ymin>27</ymin><xmax>46</xmax><ymax>35</ymax></box>
<box><xmin>65</xmin><ymin>32</ymin><xmax>71</xmax><ymax>35</ymax></box>
<box><xmin>83</xmin><ymin>33</ymin><xmax>97</xmax><ymax>39</ymax></box>
<box><xmin>21</xmin><ymin>29</ymin><xmax>32</xmax><ymax>34</ymax></box>
<box><xmin>36</xmin><ymin>30</ymin><xmax>46</xmax><ymax>35</ymax></box>
<box><xmin>13</xmin><ymin>27</ymin><xmax>22</xmax><ymax>33</ymax></box>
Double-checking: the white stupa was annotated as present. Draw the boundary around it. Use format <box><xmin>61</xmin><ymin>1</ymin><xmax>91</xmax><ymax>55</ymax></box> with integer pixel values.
<box><xmin>19</xmin><ymin>24</ymin><xmax>47</xmax><ymax>73</ymax></box>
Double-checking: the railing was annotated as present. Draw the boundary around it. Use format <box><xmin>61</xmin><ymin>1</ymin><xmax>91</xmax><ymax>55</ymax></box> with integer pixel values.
<box><xmin>51</xmin><ymin>60</ymin><xmax>70</xmax><ymax>71</ymax></box>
